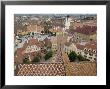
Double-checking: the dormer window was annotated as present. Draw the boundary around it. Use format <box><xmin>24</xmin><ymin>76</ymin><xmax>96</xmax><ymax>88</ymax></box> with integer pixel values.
<box><xmin>88</xmin><ymin>49</ymin><xmax>91</xmax><ymax>51</ymax></box>
<box><xmin>84</xmin><ymin>48</ymin><xmax>87</xmax><ymax>51</ymax></box>
<box><xmin>34</xmin><ymin>45</ymin><xmax>36</xmax><ymax>48</ymax></box>
<box><xmin>89</xmin><ymin>53</ymin><xmax>93</xmax><ymax>56</ymax></box>
<box><xmin>28</xmin><ymin>46</ymin><xmax>30</xmax><ymax>48</ymax></box>
<box><xmin>93</xmin><ymin>50</ymin><xmax>96</xmax><ymax>53</ymax></box>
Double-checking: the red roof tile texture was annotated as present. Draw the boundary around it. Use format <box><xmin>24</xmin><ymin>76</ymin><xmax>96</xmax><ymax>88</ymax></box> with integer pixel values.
<box><xmin>76</xmin><ymin>44</ymin><xmax>85</xmax><ymax>50</ymax></box>
<box><xmin>68</xmin><ymin>62</ymin><xmax>97</xmax><ymax>76</ymax></box>
<box><xmin>16</xmin><ymin>63</ymin><xmax>66</xmax><ymax>76</ymax></box>
<box><xmin>74</xmin><ymin>25</ymin><xmax>97</xmax><ymax>35</ymax></box>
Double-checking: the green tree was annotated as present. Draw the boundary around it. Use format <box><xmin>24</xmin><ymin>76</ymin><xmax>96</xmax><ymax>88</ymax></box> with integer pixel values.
<box><xmin>77</xmin><ymin>54</ymin><xmax>85</xmax><ymax>61</ymax></box>
<box><xmin>32</xmin><ymin>32</ymin><xmax>34</xmax><ymax>36</ymax></box>
<box><xmin>32</xmin><ymin>56</ymin><xmax>40</xmax><ymax>62</ymax></box>
<box><xmin>23</xmin><ymin>58</ymin><xmax>30</xmax><ymax>64</ymax></box>
<box><xmin>68</xmin><ymin>51</ymin><xmax>77</xmax><ymax>62</ymax></box>
<box><xmin>44</xmin><ymin>51</ymin><xmax>53</xmax><ymax>60</ymax></box>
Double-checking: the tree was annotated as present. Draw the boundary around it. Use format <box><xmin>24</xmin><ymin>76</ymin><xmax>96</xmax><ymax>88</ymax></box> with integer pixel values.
<box><xmin>44</xmin><ymin>51</ymin><xmax>53</xmax><ymax>60</ymax></box>
<box><xmin>77</xmin><ymin>54</ymin><xmax>85</xmax><ymax>61</ymax></box>
<box><xmin>23</xmin><ymin>58</ymin><xmax>30</xmax><ymax>64</ymax></box>
<box><xmin>32</xmin><ymin>56</ymin><xmax>40</xmax><ymax>62</ymax></box>
<box><xmin>32</xmin><ymin>32</ymin><xmax>34</xmax><ymax>36</ymax></box>
<box><xmin>68</xmin><ymin>51</ymin><xmax>77</xmax><ymax>62</ymax></box>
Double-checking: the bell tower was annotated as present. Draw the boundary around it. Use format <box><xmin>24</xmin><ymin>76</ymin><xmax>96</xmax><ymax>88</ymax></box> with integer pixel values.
<box><xmin>65</xmin><ymin>15</ymin><xmax>70</xmax><ymax>29</ymax></box>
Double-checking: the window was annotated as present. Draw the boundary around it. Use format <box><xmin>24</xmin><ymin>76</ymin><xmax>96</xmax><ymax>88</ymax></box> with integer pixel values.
<box><xmin>94</xmin><ymin>58</ymin><xmax>96</xmax><ymax>60</ymax></box>
<box><xmin>84</xmin><ymin>48</ymin><xmax>87</xmax><ymax>51</ymax></box>
<box><xmin>89</xmin><ymin>53</ymin><xmax>93</xmax><ymax>56</ymax></box>
<box><xmin>84</xmin><ymin>52</ymin><xmax>88</xmax><ymax>54</ymax></box>
<box><xmin>29</xmin><ymin>49</ymin><xmax>31</xmax><ymax>52</ymax></box>
<box><xmin>89</xmin><ymin>57</ymin><xmax>92</xmax><ymax>59</ymax></box>
<box><xmin>84</xmin><ymin>55</ymin><xmax>87</xmax><ymax>58</ymax></box>
<box><xmin>88</xmin><ymin>49</ymin><xmax>91</xmax><ymax>51</ymax></box>
<box><xmin>93</xmin><ymin>50</ymin><xmax>96</xmax><ymax>53</ymax></box>
<box><xmin>26</xmin><ymin>49</ymin><xmax>29</xmax><ymax>52</ymax></box>
<box><xmin>34</xmin><ymin>45</ymin><xmax>36</xmax><ymax>48</ymax></box>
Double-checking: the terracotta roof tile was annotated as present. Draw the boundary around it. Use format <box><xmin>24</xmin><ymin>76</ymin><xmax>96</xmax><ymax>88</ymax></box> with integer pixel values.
<box><xmin>85</xmin><ymin>43</ymin><xmax>97</xmax><ymax>50</ymax></box>
<box><xmin>16</xmin><ymin>63</ymin><xmax>66</xmax><ymax>76</ymax></box>
<box><xmin>76</xmin><ymin>44</ymin><xmax>85</xmax><ymax>50</ymax></box>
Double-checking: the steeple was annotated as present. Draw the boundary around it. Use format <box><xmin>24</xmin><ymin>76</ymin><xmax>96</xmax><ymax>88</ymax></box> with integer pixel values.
<box><xmin>65</xmin><ymin>15</ymin><xmax>71</xmax><ymax>29</ymax></box>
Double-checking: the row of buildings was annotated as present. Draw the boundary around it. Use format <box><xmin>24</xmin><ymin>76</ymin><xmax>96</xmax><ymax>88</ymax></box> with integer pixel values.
<box><xmin>64</xmin><ymin>41</ymin><xmax>96</xmax><ymax>62</ymax></box>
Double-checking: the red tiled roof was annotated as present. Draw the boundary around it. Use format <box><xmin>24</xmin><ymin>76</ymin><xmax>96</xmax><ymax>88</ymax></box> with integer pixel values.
<box><xmin>68</xmin><ymin>62</ymin><xmax>97</xmax><ymax>76</ymax></box>
<box><xmin>16</xmin><ymin>63</ymin><xmax>66</xmax><ymax>76</ymax></box>
<box><xmin>85</xmin><ymin>43</ymin><xmax>97</xmax><ymax>50</ymax></box>
<box><xmin>75</xmin><ymin>25</ymin><xmax>97</xmax><ymax>35</ymax></box>
<box><xmin>70</xmin><ymin>25</ymin><xmax>97</xmax><ymax>35</ymax></box>
<box><xmin>76</xmin><ymin>44</ymin><xmax>85</xmax><ymax>50</ymax></box>
<box><xmin>65</xmin><ymin>42</ymin><xmax>71</xmax><ymax>46</ymax></box>
<box><xmin>24</xmin><ymin>39</ymin><xmax>40</xmax><ymax>46</ymax></box>
<box><xmin>15</xmin><ymin>38</ymin><xmax>44</xmax><ymax>64</ymax></box>
<box><xmin>75</xmin><ymin>42</ymin><xmax>97</xmax><ymax>52</ymax></box>
<box><xmin>14</xmin><ymin>48</ymin><xmax>25</xmax><ymax>64</ymax></box>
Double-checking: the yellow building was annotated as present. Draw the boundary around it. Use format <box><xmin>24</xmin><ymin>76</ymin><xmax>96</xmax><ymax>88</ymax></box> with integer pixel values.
<box><xmin>50</xmin><ymin>36</ymin><xmax>58</xmax><ymax>52</ymax></box>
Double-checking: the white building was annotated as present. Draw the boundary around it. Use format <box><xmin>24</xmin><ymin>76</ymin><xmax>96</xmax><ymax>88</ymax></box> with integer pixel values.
<box><xmin>76</xmin><ymin>43</ymin><xmax>97</xmax><ymax>62</ymax></box>
<box><xmin>65</xmin><ymin>16</ymin><xmax>72</xmax><ymax>29</ymax></box>
<box><xmin>25</xmin><ymin>45</ymin><xmax>41</xmax><ymax>53</ymax></box>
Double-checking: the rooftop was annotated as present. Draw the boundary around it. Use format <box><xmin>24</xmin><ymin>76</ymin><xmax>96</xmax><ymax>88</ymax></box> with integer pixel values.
<box><xmin>16</xmin><ymin>63</ymin><xmax>66</xmax><ymax>76</ymax></box>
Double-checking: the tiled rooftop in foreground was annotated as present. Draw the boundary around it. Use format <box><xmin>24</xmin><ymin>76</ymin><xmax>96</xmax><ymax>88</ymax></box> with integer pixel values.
<box><xmin>15</xmin><ymin>63</ymin><xmax>66</xmax><ymax>76</ymax></box>
<box><xmin>15</xmin><ymin>62</ymin><xmax>96</xmax><ymax>76</ymax></box>
<box><xmin>65</xmin><ymin>62</ymin><xmax>97</xmax><ymax>76</ymax></box>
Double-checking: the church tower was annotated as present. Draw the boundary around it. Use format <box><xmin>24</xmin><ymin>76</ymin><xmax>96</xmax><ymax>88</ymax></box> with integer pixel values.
<box><xmin>65</xmin><ymin>15</ymin><xmax>71</xmax><ymax>30</ymax></box>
